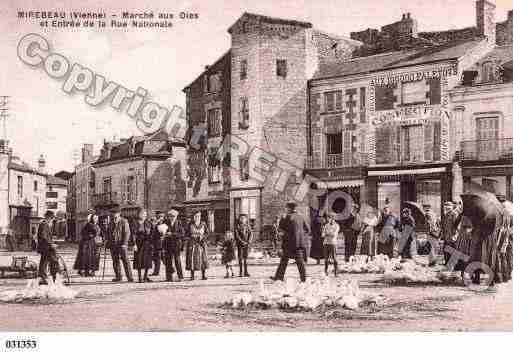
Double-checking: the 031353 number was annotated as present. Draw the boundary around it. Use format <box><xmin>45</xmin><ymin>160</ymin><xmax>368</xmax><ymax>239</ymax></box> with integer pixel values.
<box><xmin>4</xmin><ymin>339</ymin><xmax>37</xmax><ymax>350</ymax></box>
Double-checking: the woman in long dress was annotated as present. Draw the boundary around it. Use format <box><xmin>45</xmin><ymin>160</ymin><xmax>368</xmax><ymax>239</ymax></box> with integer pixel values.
<box><xmin>133</xmin><ymin>209</ymin><xmax>154</xmax><ymax>283</ymax></box>
<box><xmin>309</xmin><ymin>213</ymin><xmax>325</xmax><ymax>264</ymax></box>
<box><xmin>73</xmin><ymin>214</ymin><xmax>101</xmax><ymax>277</ymax></box>
<box><xmin>185</xmin><ymin>211</ymin><xmax>209</xmax><ymax>280</ymax></box>
<box><xmin>398</xmin><ymin>208</ymin><xmax>417</xmax><ymax>260</ymax></box>
<box><xmin>360</xmin><ymin>209</ymin><xmax>378</xmax><ymax>257</ymax></box>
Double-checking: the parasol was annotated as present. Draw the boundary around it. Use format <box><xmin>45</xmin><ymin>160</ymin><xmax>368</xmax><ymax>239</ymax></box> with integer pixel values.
<box><xmin>402</xmin><ymin>201</ymin><xmax>427</xmax><ymax>229</ymax></box>
<box><xmin>460</xmin><ymin>192</ymin><xmax>503</xmax><ymax>236</ymax></box>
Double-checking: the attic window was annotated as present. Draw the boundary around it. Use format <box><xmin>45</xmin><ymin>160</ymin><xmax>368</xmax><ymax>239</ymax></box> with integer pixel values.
<box><xmin>242</xmin><ymin>22</ymin><xmax>249</xmax><ymax>33</ymax></box>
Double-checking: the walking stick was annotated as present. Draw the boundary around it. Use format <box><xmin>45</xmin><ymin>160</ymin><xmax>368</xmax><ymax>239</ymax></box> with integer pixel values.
<box><xmin>101</xmin><ymin>243</ymin><xmax>108</xmax><ymax>281</ymax></box>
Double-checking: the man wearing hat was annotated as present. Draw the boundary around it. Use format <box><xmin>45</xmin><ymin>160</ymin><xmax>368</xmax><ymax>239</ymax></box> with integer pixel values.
<box><xmin>375</xmin><ymin>204</ymin><xmax>399</xmax><ymax>258</ymax></box>
<box><xmin>37</xmin><ymin>210</ymin><xmax>59</xmax><ymax>284</ymax></box>
<box><xmin>107</xmin><ymin>206</ymin><xmax>134</xmax><ymax>282</ymax></box>
<box><xmin>271</xmin><ymin>201</ymin><xmax>310</xmax><ymax>282</ymax></box>
<box><xmin>441</xmin><ymin>201</ymin><xmax>461</xmax><ymax>265</ymax></box>
<box><xmin>151</xmin><ymin>210</ymin><xmax>166</xmax><ymax>276</ymax></box>
<box><xmin>163</xmin><ymin>209</ymin><xmax>185</xmax><ymax>282</ymax></box>
<box><xmin>422</xmin><ymin>204</ymin><xmax>440</xmax><ymax>266</ymax></box>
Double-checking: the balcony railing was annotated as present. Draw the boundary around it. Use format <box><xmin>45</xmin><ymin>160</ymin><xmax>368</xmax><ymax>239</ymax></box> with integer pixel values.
<box><xmin>460</xmin><ymin>138</ymin><xmax>513</xmax><ymax>162</ymax></box>
<box><xmin>92</xmin><ymin>192</ymin><xmax>119</xmax><ymax>207</ymax></box>
<box><xmin>306</xmin><ymin>153</ymin><xmax>369</xmax><ymax>169</ymax></box>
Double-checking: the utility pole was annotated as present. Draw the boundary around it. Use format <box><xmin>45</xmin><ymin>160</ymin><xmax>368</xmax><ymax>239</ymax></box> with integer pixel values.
<box><xmin>72</xmin><ymin>148</ymin><xmax>80</xmax><ymax>167</ymax></box>
<box><xmin>0</xmin><ymin>95</ymin><xmax>10</xmax><ymax>146</ymax></box>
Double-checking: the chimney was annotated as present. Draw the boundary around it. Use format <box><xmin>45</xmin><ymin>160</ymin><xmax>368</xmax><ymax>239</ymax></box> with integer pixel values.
<box><xmin>476</xmin><ymin>0</ymin><xmax>496</xmax><ymax>44</ymax></box>
<box><xmin>38</xmin><ymin>154</ymin><xmax>46</xmax><ymax>172</ymax></box>
<box><xmin>402</xmin><ymin>14</ymin><xmax>406</xmax><ymax>20</ymax></box>
<box><xmin>81</xmin><ymin>143</ymin><xmax>93</xmax><ymax>164</ymax></box>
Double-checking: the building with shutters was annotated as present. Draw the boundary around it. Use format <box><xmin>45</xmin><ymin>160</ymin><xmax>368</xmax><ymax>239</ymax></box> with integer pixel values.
<box><xmin>451</xmin><ymin>46</ymin><xmax>513</xmax><ymax>199</ymax></box>
<box><xmin>183</xmin><ymin>51</ymin><xmax>232</xmax><ymax>237</ymax></box>
<box><xmin>306</xmin><ymin>0</ymin><xmax>512</xmax><ymax>221</ymax></box>
<box><xmin>0</xmin><ymin>140</ymin><xmax>47</xmax><ymax>250</ymax></box>
<box><xmin>91</xmin><ymin>131</ymin><xmax>187</xmax><ymax>227</ymax></box>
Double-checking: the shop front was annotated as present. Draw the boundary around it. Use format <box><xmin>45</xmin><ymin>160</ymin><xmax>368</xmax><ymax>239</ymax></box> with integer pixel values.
<box><xmin>460</xmin><ymin>164</ymin><xmax>513</xmax><ymax>199</ymax></box>
<box><xmin>230</xmin><ymin>188</ymin><xmax>262</xmax><ymax>240</ymax></box>
<box><xmin>184</xmin><ymin>198</ymin><xmax>230</xmax><ymax>241</ymax></box>
<box><xmin>365</xmin><ymin>163</ymin><xmax>453</xmax><ymax>220</ymax></box>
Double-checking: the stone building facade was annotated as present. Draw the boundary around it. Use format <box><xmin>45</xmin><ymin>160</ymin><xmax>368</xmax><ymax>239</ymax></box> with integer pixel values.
<box><xmin>305</xmin><ymin>0</ymin><xmax>509</xmax><ymax>226</ymax></box>
<box><xmin>0</xmin><ymin>141</ymin><xmax>47</xmax><ymax>249</ymax></box>
<box><xmin>451</xmin><ymin>45</ymin><xmax>513</xmax><ymax>198</ymax></box>
<box><xmin>183</xmin><ymin>51</ymin><xmax>231</xmax><ymax>235</ymax></box>
<box><xmin>184</xmin><ymin>12</ymin><xmax>360</xmax><ymax>239</ymax></box>
<box><xmin>92</xmin><ymin>131</ymin><xmax>186</xmax><ymax>227</ymax></box>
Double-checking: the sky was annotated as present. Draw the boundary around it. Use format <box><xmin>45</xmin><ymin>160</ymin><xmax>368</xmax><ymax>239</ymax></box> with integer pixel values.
<box><xmin>1</xmin><ymin>0</ymin><xmax>512</xmax><ymax>174</ymax></box>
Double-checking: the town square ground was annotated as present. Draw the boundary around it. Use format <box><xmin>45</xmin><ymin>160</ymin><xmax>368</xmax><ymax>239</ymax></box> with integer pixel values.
<box><xmin>1</xmin><ymin>248</ymin><xmax>513</xmax><ymax>331</ymax></box>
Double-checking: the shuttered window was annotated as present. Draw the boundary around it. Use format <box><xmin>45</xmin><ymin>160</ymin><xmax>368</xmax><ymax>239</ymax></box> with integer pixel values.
<box><xmin>427</xmin><ymin>78</ymin><xmax>441</xmax><ymax>105</ymax></box>
<box><xmin>374</xmin><ymin>84</ymin><xmax>396</xmax><ymax>111</ymax></box>
<box><xmin>359</xmin><ymin>87</ymin><xmax>366</xmax><ymax>123</ymax></box>
<box><xmin>326</xmin><ymin>133</ymin><xmax>343</xmax><ymax>154</ymax></box>
<box><xmin>433</xmin><ymin>121</ymin><xmax>442</xmax><ymax>161</ymax></box>
<box><xmin>424</xmin><ymin>122</ymin><xmax>434</xmax><ymax>162</ymax></box>
<box><xmin>375</xmin><ymin>126</ymin><xmax>393</xmax><ymax>164</ymax></box>
<box><xmin>343</xmin><ymin>131</ymin><xmax>352</xmax><ymax>166</ymax></box>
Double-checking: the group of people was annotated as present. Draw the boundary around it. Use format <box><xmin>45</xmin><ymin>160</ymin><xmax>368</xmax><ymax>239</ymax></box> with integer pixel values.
<box><xmin>55</xmin><ymin>205</ymin><xmax>256</xmax><ymax>284</ymax></box>
<box><xmin>37</xmin><ymin>194</ymin><xmax>509</xmax><ymax>286</ymax></box>
<box><xmin>70</xmin><ymin>206</ymin><xmax>211</xmax><ymax>283</ymax></box>
<box><xmin>305</xmin><ymin>199</ymin><xmax>455</xmax><ymax>275</ymax></box>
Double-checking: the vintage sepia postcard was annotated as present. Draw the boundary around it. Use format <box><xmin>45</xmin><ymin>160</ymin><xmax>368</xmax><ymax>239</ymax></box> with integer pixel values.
<box><xmin>2</xmin><ymin>0</ymin><xmax>513</xmax><ymax>352</ymax></box>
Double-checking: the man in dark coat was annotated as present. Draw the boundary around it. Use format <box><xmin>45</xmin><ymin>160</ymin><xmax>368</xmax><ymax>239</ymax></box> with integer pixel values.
<box><xmin>107</xmin><ymin>207</ymin><xmax>133</xmax><ymax>282</ymax></box>
<box><xmin>341</xmin><ymin>203</ymin><xmax>362</xmax><ymax>262</ymax></box>
<box><xmin>235</xmin><ymin>214</ymin><xmax>252</xmax><ymax>277</ymax></box>
<box><xmin>151</xmin><ymin>210</ymin><xmax>165</xmax><ymax>276</ymax></box>
<box><xmin>271</xmin><ymin>202</ymin><xmax>310</xmax><ymax>282</ymax></box>
<box><xmin>163</xmin><ymin>209</ymin><xmax>185</xmax><ymax>282</ymax></box>
<box><xmin>37</xmin><ymin>210</ymin><xmax>59</xmax><ymax>284</ymax></box>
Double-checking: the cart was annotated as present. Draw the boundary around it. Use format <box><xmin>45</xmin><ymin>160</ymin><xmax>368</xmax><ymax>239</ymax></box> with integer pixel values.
<box><xmin>0</xmin><ymin>256</ymin><xmax>38</xmax><ymax>279</ymax></box>
<box><xmin>0</xmin><ymin>255</ymin><xmax>70</xmax><ymax>284</ymax></box>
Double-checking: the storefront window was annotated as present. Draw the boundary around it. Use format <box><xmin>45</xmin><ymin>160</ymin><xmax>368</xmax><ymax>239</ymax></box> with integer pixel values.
<box><xmin>234</xmin><ymin>197</ymin><xmax>258</xmax><ymax>230</ymax></box>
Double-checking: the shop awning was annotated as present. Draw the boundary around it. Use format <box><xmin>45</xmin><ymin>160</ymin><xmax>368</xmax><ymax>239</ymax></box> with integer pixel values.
<box><xmin>314</xmin><ymin>179</ymin><xmax>364</xmax><ymax>189</ymax></box>
<box><xmin>367</xmin><ymin>167</ymin><xmax>447</xmax><ymax>177</ymax></box>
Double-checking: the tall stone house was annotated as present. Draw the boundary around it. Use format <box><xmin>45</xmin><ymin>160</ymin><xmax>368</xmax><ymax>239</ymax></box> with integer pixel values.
<box><xmin>183</xmin><ymin>12</ymin><xmax>361</xmax><ymax>239</ymax></box>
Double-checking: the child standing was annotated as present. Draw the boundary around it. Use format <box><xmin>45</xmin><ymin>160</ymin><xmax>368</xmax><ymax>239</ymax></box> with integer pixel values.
<box><xmin>322</xmin><ymin>212</ymin><xmax>340</xmax><ymax>276</ymax></box>
<box><xmin>221</xmin><ymin>231</ymin><xmax>235</xmax><ymax>278</ymax></box>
